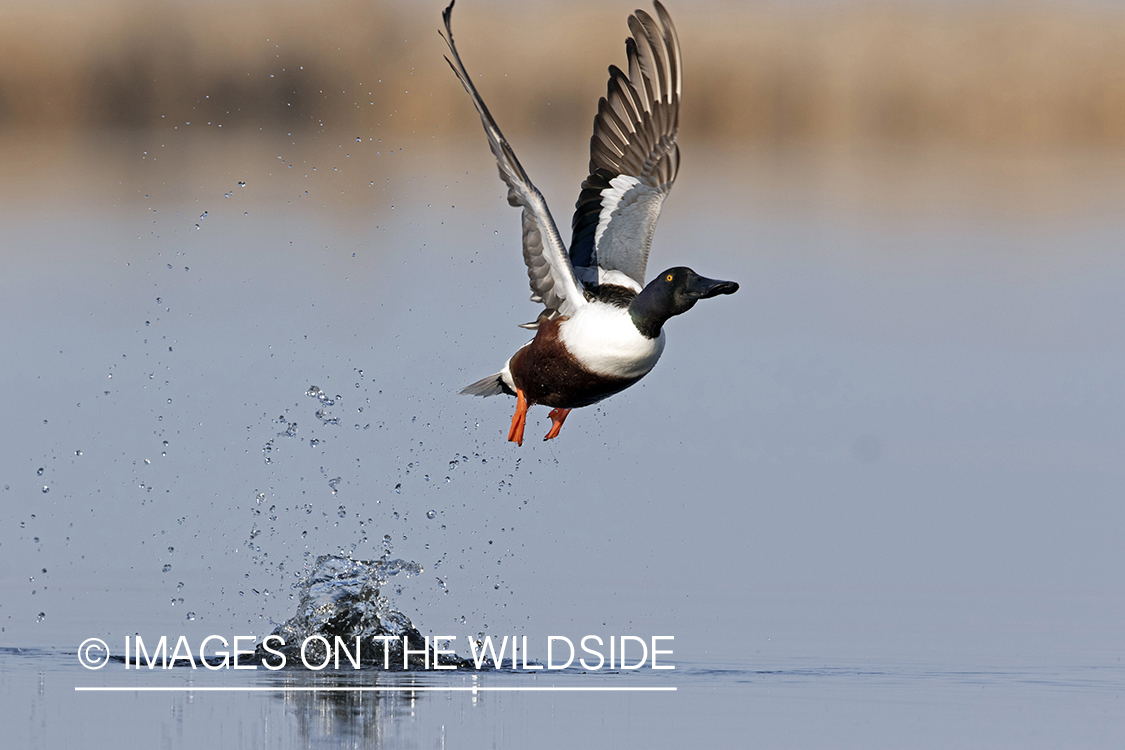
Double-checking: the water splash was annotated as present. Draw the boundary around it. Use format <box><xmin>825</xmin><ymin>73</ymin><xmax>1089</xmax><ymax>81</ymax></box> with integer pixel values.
<box><xmin>260</xmin><ymin>553</ymin><xmax>466</xmax><ymax>668</ymax></box>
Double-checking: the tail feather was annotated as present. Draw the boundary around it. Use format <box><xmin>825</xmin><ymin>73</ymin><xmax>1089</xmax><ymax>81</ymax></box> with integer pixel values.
<box><xmin>460</xmin><ymin>373</ymin><xmax>513</xmax><ymax>397</ymax></box>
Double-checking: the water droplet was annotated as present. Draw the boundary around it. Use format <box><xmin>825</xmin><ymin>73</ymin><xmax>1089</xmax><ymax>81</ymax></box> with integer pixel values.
<box><xmin>328</xmin><ymin>477</ymin><xmax>341</xmax><ymax>494</ymax></box>
<box><xmin>36</xmin><ymin>468</ymin><xmax>44</xmax><ymax>476</ymax></box>
<box><xmin>306</xmin><ymin>385</ymin><xmax>336</xmax><ymax>406</ymax></box>
<box><xmin>394</xmin><ymin>483</ymin><xmax>401</xmax><ymax>493</ymax></box>
<box><xmin>186</xmin><ymin>612</ymin><xmax>196</xmax><ymax>621</ymax></box>
<box><xmin>426</xmin><ymin>509</ymin><xmax>437</xmax><ymax>520</ymax></box>
<box><xmin>162</xmin><ymin>564</ymin><xmax>172</xmax><ymax>573</ymax></box>
<box><xmin>41</xmin><ymin>486</ymin><xmax>49</xmax><ymax>494</ymax></box>
<box><xmin>74</xmin><ymin>450</ymin><xmax>82</xmax><ymax>456</ymax></box>
<box><xmin>337</xmin><ymin>504</ymin><xmax>346</xmax><ymax>518</ymax></box>
<box><xmin>36</xmin><ymin>612</ymin><xmax>45</xmax><ymax>623</ymax></box>
<box><xmin>167</xmin><ymin>546</ymin><xmax>174</xmax><ymax>555</ymax></box>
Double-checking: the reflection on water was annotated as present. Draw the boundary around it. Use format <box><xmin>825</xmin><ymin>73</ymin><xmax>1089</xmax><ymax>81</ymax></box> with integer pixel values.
<box><xmin>4</xmin><ymin>649</ymin><xmax>1123</xmax><ymax>749</ymax></box>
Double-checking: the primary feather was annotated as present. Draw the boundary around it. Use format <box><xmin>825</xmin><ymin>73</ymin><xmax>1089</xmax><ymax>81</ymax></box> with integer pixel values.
<box><xmin>440</xmin><ymin>1</ymin><xmax>586</xmax><ymax>328</ymax></box>
<box><xmin>570</xmin><ymin>1</ymin><xmax>682</xmax><ymax>292</ymax></box>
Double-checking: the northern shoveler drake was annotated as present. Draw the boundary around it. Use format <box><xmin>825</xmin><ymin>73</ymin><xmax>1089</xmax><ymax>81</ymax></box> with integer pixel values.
<box><xmin>442</xmin><ymin>1</ymin><xmax>738</xmax><ymax>446</ymax></box>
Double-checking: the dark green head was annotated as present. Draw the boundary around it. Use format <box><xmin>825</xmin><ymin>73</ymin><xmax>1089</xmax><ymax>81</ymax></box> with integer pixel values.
<box><xmin>628</xmin><ymin>267</ymin><xmax>739</xmax><ymax>339</ymax></box>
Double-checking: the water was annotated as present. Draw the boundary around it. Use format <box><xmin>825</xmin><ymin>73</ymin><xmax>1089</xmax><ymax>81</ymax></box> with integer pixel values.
<box><xmin>262</xmin><ymin>553</ymin><xmax>446</xmax><ymax>669</ymax></box>
<box><xmin>2</xmin><ymin>648</ymin><xmax>1121</xmax><ymax>749</ymax></box>
<box><xmin>2</xmin><ymin>130</ymin><xmax>1124</xmax><ymax>745</ymax></box>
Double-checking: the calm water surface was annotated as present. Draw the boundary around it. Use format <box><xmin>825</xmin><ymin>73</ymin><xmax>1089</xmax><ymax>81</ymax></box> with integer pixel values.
<box><xmin>3</xmin><ymin>648</ymin><xmax>1122</xmax><ymax>748</ymax></box>
<box><xmin>1</xmin><ymin>136</ymin><xmax>1124</xmax><ymax>746</ymax></box>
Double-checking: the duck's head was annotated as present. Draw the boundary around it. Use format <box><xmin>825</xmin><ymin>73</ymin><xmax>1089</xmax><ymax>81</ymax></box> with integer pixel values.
<box><xmin>629</xmin><ymin>267</ymin><xmax>739</xmax><ymax>339</ymax></box>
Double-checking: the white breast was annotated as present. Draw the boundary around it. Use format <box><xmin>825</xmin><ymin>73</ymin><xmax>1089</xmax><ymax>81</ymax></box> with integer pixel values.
<box><xmin>558</xmin><ymin>303</ymin><xmax>666</xmax><ymax>380</ymax></box>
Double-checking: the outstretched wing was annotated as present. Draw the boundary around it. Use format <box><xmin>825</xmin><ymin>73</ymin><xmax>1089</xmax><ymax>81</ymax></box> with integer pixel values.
<box><xmin>441</xmin><ymin>1</ymin><xmax>585</xmax><ymax>327</ymax></box>
<box><xmin>570</xmin><ymin>1</ymin><xmax>681</xmax><ymax>292</ymax></box>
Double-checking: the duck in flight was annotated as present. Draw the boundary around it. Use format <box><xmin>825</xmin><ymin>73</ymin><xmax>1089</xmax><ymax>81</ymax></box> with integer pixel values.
<box><xmin>442</xmin><ymin>1</ymin><xmax>738</xmax><ymax>446</ymax></box>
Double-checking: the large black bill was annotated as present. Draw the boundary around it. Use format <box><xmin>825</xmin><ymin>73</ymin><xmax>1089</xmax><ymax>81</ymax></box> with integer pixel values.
<box><xmin>686</xmin><ymin>274</ymin><xmax>739</xmax><ymax>299</ymax></box>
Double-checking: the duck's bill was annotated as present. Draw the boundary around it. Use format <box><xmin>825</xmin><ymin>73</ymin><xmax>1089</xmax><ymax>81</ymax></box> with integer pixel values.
<box><xmin>686</xmin><ymin>274</ymin><xmax>739</xmax><ymax>299</ymax></box>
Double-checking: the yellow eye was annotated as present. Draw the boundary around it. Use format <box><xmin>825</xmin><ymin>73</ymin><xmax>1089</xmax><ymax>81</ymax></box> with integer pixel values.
<box><xmin>666</xmin><ymin>274</ymin><xmax>674</xmax><ymax>282</ymax></box>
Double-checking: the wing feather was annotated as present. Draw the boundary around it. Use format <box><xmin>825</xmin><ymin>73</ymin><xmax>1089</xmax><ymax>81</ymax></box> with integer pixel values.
<box><xmin>440</xmin><ymin>1</ymin><xmax>584</xmax><ymax>325</ymax></box>
<box><xmin>570</xmin><ymin>2</ymin><xmax>682</xmax><ymax>289</ymax></box>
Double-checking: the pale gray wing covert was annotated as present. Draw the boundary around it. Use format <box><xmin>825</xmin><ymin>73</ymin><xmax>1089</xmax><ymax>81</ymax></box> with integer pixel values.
<box><xmin>441</xmin><ymin>1</ymin><xmax>585</xmax><ymax>327</ymax></box>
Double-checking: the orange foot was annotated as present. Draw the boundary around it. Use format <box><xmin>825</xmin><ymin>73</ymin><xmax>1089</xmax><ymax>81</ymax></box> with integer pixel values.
<box><xmin>507</xmin><ymin>388</ymin><xmax>528</xmax><ymax>446</ymax></box>
<box><xmin>543</xmin><ymin>408</ymin><xmax>571</xmax><ymax>441</ymax></box>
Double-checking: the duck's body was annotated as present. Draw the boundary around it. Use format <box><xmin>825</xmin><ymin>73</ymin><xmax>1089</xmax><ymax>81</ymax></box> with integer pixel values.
<box><xmin>472</xmin><ymin>290</ymin><xmax>666</xmax><ymax>407</ymax></box>
<box><xmin>442</xmin><ymin>1</ymin><xmax>738</xmax><ymax>445</ymax></box>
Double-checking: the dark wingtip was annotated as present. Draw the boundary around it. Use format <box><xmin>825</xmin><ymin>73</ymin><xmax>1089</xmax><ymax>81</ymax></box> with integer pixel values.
<box><xmin>442</xmin><ymin>1</ymin><xmax>456</xmax><ymax>37</ymax></box>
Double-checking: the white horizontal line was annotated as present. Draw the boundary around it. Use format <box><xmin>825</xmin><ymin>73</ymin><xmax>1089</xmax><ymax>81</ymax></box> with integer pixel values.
<box><xmin>75</xmin><ymin>686</ymin><xmax>676</xmax><ymax>693</ymax></box>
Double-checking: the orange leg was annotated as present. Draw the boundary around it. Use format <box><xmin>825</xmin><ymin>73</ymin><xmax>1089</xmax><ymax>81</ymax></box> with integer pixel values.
<box><xmin>543</xmin><ymin>408</ymin><xmax>571</xmax><ymax>441</ymax></box>
<box><xmin>507</xmin><ymin>388</ymin><xmax>528</xmax><ymax>446</ymax></box>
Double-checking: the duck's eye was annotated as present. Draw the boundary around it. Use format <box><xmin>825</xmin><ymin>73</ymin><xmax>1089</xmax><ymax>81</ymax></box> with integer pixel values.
<box><xmin>666</xmin><ymin>274</ymin><xmax>674</xmax><ymax>282</ymax></box>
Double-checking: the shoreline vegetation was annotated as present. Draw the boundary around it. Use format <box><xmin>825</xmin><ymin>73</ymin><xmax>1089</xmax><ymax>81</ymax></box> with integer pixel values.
<box><xmin>1</xmin><ymin>0</ymin><xmax>1122</xmax><ymax>146</ymax></box>
<box><xmin>1</xmin><ymin>1</ymin><xmax>1122</xmax><ymax>217</ymax></box>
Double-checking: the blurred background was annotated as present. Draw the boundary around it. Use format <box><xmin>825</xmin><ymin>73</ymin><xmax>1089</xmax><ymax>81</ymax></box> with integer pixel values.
<box><xmin>2</xmin><ymin>0</ymin><xmax>1124</xmax><ymax>213</ymax></box>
